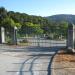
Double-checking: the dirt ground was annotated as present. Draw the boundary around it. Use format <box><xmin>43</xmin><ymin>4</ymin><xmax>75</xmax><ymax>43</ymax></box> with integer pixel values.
<box><xmin>54</xmin><ymin>49</ymin><xmax>75</xmax><ymax>62</ymax></box>
<box><xmin>52</xmin><ymin>49</ymin><xmax>75</xmax><ymax>75</ymax></box>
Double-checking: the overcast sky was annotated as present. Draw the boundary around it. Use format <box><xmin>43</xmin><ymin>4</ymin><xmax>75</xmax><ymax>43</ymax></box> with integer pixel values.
<box><xmin>0</xmin><ymin>0</ymin><xmax>75</xmax><ymax>16</ymax></box>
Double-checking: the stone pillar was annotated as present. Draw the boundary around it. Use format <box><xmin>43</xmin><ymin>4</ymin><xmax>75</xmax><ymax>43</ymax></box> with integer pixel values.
<box><xmin>0</xmin><ymin>27</ymin><xmax>5</xmax><ymax>43</ymax></box>
<box><xmin>67</xmin><ymin>23</ymin><xmax>75</xmax><ymax>52</ymax></box>
<box><xmin>0</xmin><ymin>27</ymin><xmax>1</xmax><ymax>43</ymax></box>
<box><xmin>1</xmin><ymin>27</ymin><xmax>5</xmax><ymax>43</ymax></box>
<box><xmin>11</xmin><ymin>27</ymin><xmax>17</xmax><ymax>45</ymax></box>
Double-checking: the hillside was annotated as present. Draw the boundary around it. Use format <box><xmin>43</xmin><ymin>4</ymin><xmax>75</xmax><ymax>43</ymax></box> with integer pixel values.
<box><xmin>0</xmin><ymin>7</ymin><xmax>70</xmax><ymax>39</ymax></box>
<box><xmin>46</xmin><ymin>14</ymin><xmax>75</xmax><ymax>24</ymax></box>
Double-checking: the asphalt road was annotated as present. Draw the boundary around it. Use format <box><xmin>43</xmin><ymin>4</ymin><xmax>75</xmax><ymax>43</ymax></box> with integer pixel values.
<box><xmin>0</xmin><ymin>40</ymin><xmax>66</xmax><ymax>75</ymax></box>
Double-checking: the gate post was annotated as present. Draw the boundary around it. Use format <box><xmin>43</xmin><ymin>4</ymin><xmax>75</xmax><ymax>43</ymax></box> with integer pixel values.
<box><xmin>0</xmin><ymin>27</ymin><xmax>1</xmax><ymax>43</ymax></box>
<box><xmin>11</xmin><ymin>26</ymin><xmax>17</xmax><ymax>45</ymax></box>
<box><xmin>67</xmin><ymin>23</ymin><xmax>75</xmax><ymax>52</ymax></box>
<box><xmin>0</xmin><ymin>27</ymin><xmax>5</xmax><ymax>44</ymax></box>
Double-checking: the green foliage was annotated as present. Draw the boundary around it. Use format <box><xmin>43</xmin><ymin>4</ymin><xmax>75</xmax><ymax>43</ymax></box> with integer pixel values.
<box><xmin>19</xmin><ymin>22</ymin><xmax>43</xmax><ymax>36</ymax></box>
<box><xmin>19</xmin><ymin>39</ymin><xmax>28</xmax><ymax>43</ymax></box>
<box><xmin>0</xmin><ymin>7</ymin><xmax>7</xmax><ymax>19</ymax></box>
<box><xmin>1</xmin><ymin>17</ymin><xmax>15</xmax><ymax>26</ymax></box>
<box><xmin>1</xmin><ymin>17</ymin><xmax>21</xmax><ymax>28</ymax></box>
<box><xmin>0</xmin><ymin>7</ymin><xmax>69</xmax><ymax>39</ymax></box>
<box><xmin>5</xmin><ymin>36</ymin><xmax>13</xmax><ymax>45</ymax></box>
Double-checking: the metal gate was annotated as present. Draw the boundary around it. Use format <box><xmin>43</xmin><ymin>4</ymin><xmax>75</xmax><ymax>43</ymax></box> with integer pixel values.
<box><xmin>17</xmin><ymin>26</ymin><xmax>67</xmax><ymax>47</ymax></box>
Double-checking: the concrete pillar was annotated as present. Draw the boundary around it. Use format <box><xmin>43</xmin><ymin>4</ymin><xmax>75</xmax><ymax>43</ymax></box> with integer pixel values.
<box><xmin>14</xmin><ymin>27</ymin><xmax>17</xmax><ymax>45</ymax></box>
<box><xmin>67</xmin><ymin>23</ymin><xmax>75</xmax><ymax>52</ymax></box>
<box><xmin>0</xmin><ymin>27</ymin><xmax>1</xmax><ymax>43</ymax></box>
<box><xmin>11</xmin><ymin>26</ymin><xmax>17</xmax><ymax>45</ymax></box>
<box><xmin>0</xmin><ymin>27</ymin><xmax>5</xmax><ymax>43</ymax></box>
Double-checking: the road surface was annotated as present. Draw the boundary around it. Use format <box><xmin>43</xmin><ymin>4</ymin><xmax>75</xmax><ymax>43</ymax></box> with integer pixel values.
<box><xmin>0</xmin><ymin>40</ymin><xmax>66</xmax><ymax>75</ymax></box>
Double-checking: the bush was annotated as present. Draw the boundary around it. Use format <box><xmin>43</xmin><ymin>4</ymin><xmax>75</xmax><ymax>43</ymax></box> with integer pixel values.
<box><xmin>20</xmin><ymin>39</ymin><xmax>28</xmax><ymax>43</ymax></box>
<box><xmin>6</xmin><ymin>36</ymin><xmax>13</xmax><ymax>45</ymax></box>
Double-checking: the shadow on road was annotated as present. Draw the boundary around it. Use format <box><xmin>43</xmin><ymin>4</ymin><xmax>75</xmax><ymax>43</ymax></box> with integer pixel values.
<box><xmin>1</xmin><ymin>46</ymin><xmax>64</xmax><ymax>52</ymax></box>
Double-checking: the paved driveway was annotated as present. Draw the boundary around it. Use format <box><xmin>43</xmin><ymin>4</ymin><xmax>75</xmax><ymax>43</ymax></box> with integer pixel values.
<box><xmin>0</xmin><ymin>39</ymin><xmax>66</xmax><ymax>75</ymax></box>
<box><xmin>0</xmin><ymin>45</ymin><xmax>65</xmax><ymax>75</ymax></box>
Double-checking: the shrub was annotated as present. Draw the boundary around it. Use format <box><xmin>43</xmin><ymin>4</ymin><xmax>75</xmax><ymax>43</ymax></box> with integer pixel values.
<box><xmin>20</xmin><ymin>39</ymin><xmax>28</xmax><ymax>43</ymax></box>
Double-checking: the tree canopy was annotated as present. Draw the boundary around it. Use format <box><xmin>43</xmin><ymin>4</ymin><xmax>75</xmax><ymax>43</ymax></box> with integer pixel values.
<box><xmin>0</xmin><ymin>7</ymin><xmax>68</xmax><ymax>38</ymax></box>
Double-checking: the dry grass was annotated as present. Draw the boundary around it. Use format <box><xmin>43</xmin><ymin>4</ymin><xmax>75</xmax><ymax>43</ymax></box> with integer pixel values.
<box><xmin>54</xmin><ymin>50</ymin><xmax>75</xmax><ymax>62</ymax></box>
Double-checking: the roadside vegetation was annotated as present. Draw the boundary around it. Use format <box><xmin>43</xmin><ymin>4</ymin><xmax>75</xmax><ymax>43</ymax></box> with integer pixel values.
<box><xmin>0</xmin><ymin>7</ymin><xmax>68</xmax><ymax>44</ymax></box>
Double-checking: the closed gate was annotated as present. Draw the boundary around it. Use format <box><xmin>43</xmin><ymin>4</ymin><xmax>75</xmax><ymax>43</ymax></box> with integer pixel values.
<box><xmin>17</xmin><ymin>26</ymin><xmax>67</xmax><ymax>48</ymax></box>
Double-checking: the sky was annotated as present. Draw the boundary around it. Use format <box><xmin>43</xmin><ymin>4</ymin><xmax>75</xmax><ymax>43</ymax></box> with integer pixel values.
<box><xmin>0</xmin><ymin>0</ymin><xmax>75</xmax><ymax>16</ymax></box>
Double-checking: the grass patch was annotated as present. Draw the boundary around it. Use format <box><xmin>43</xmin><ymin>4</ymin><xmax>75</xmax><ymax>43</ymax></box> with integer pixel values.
<box><xmin>17</xmin><ymin>42</ymin><xmax>31</xmax><ymax>46</ymax></box>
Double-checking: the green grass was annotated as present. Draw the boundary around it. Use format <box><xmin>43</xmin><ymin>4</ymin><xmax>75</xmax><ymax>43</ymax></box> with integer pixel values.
<box><xmin>17</xmin><ymin>42</ymin><xmax>31</xmax><ymax>46</ymax></box>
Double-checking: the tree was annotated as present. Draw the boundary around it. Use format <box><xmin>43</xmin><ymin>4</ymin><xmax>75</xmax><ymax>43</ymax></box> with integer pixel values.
<box><xmin>0</xmin><ymin>7</ymin><xmax>69</xmax><ymax>38</ymax></box>
<box><xmin>1</xmin><ymin>17</ymin><xmax>20</xmax><ymax>28</ymax></box>
<box><xmin>0</xmin><ymin>7</ymin><xmax>7</xmax><ymax>18</ymax></box>
<box><xmin>18</xmin><ymin>22</ymin><xmax>43</xmax><ymax>36</ymax></box>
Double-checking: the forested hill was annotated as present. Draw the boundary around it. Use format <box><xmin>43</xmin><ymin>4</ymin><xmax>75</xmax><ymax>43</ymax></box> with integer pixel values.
<box><xmin>46</xmin><ymin>14</ymin><xmax>75</xmax><ymax>24</ymax></box>
<box><xmin>0</xmin><ymin>7</ymin><xmax>51</xmax><ymax>35</ymax></box>
<box><xmin>0</xmin><ymin>7</ymin><xmax>71</xmax><ymax>38</ymax></box>
<box><xmin>0</xmin><ymin>7</ymin><xmax>49</xmax><ymax>27</ymax></box>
